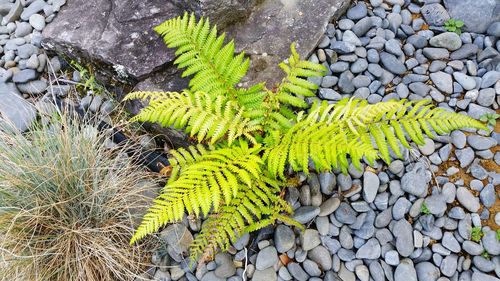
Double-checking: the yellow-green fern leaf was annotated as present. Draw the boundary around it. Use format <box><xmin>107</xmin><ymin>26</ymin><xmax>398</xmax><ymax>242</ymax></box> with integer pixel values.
<box><xmin>265</xmin><ymin>98</ymin><xmax>486</xmax><ymax>177</ymax></box>
<box><xmin>236</xmin><ymin>83</ymin><xmax>267</xmax><ymax>111</ymax></box>
<box><xmin>264</xmin><ymin>120</ymin><xmax>378</xmax><ymax>177</ymax></box>
<box><xmin>130</xmin><ymin>142</ymin><xmax>263</xmax><ymax>244</ymax></box>
<box><xmin>311</xmin><ymin>98</ymin><xmax>486</xmax><ymax>152</ymax></box>
<box><xmin>154</xmin><ymin>13</ymin><xmax>249</xmax><ymax>98</ymax></box>
<box><xmin>124</xmin><ymin>91</ymin><xmax>260</xmax><ymax>145</ymax></box>
<box><xmin>275</xmin><ymin>43</ymin><xmax>327</xmax><ymax>108</ymax></box>
<box><xmin>189</xmin><ymin>176</ymin><xmax>290</xmax><ymax>262</ymax></box>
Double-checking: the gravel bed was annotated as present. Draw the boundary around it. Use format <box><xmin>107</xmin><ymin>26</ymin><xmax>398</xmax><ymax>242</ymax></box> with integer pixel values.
<box><xmin>1</xmin><ymin>0</ymin><xmax>499</xmax><ymax>281</ymax></box>
<box><xmin>0</xmin><ymin>0</ymin><xmax>115</xmax><ymax>130</ymax></box>
<box><xmin>149</xmin><ymin>1</ymin><xmax>499</xmax><ymax>281</ymax></box>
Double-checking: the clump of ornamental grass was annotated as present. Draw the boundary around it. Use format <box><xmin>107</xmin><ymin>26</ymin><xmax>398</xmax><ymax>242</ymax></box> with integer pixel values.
<box><xmin>0</xmin><ymin>110</ymin><xmax>159</xmax><ymax>281</ymax></box>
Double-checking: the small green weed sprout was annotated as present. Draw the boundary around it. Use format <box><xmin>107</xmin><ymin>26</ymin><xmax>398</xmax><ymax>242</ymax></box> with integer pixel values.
<box><xmin>481</xmin><ymin>251</ymin><xmax>490</xmax><ymax>259</ymax></box>
<box><xmin>471</xmin><ymin>227</ymin><xmax>484</xmax><ymax>242</ymax></box>
<box><xmin>479</xmin><ymin>113</ymin><xmax>500</xmax><ymax>126</ymax></box>
<box><xmin>71</xmin><ymin>60</ymin><xmax>107</xmax><ymax>95</ymax></box>
<box><xmin>421</xmin><ymin>202</ymin><xmax>431</xmax><ymax>215</ymax></box>
<box><xmin>444</xmin><ymin>19</ymin><xmax>464</xmax><ymax>34</ymax></box>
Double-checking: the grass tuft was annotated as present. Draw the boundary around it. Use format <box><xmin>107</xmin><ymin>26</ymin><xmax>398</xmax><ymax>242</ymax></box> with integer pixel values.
<box><xmin>0</xmin><ymin>110</ymin><xmax>159</xmax><ymax>281</ymax></box>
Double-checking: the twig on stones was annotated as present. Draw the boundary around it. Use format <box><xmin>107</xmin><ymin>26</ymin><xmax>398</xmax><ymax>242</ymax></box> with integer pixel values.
<box><xmin>51</xmin><ymin>78</ymin><xmax>79</xmax><ymax>85</ymax></box>
<box><xmin>242</xmin><ymin>247</ymin><xmax>248</xmax><ymax>281</ymax></box>
<box><xmin>44</xmin><ymin>51</ymin><xmax>62</xmax><ymax>117</ymax></box>
<box><xmin>410</xmin><ymin>149</ymin><xmax>440</xmax><ymax>190</ymax></box>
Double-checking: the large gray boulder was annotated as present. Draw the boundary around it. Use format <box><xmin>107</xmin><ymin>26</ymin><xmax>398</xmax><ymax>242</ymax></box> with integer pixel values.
<box><xmin>135</xmin><ymin>0</ymin><xmax>351</xmax><ymax>91</ymax></box>
<box><xmin>43</xmin><ymin>0</ymin><xmax>350</xmax><ymax>146</ymax></box>
<box><xmin>42</xmin><ymin>0</ymin><xmax>182</xmax><ymax>80</ymax></box>
<box><xmin>443</xmin><ymin>0</ymin><xmax>500</xmax><ymax>33</ymax></box>
<box><xmin>225</xmin><ymin>0</ymin><xmax>350</xmax><ymax>87</ymax></box>
<box><xmin>44</xmin><ymin>0</ymin><xmax>350</xmax><ymax>87</ymax></box>
<box><xmin>170</xmin><ymin>0</ymin><xmax>261</xmax><ymax>28</ymax></box>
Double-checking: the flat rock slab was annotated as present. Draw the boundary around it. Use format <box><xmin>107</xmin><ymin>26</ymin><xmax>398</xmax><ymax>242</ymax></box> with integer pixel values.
<box><xmin>225</xmin><ymin>0</ymin><xmax>350</xmax><ymax>87</ymax></box>
<box><xmin>170</xmin><ymin>0</ymin><xmax>261</xmax><ymax>29</ymax></box>
<box><xmin>43</xmin><ymin>0</ymin><xmax>350</xmax><ymax>146</ymax></box>
<box><xmin>443</xmin><ymin>0</ymin><xmax>500</xmax><ymax>34</ymax></box>
<box><xmin>44</xmin><ymin>0</ymin><xmax>350</xmax><ymax>88</ymax></box>
<box><xmin>42</xmin><ymin>0</ymin><xmax>183</xmax><ymax>80</ymax></box>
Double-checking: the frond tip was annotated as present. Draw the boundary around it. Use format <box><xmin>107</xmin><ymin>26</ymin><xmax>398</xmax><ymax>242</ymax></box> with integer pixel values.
<box><xmin>154</xmin><ymin>12</ymin><xmax>249</xmax><ymax>98</ymax></box>
<box><xmin>264</xmin><ymin>98</ymin><xmax>487</xmax><ymax>177</ymax></box>
<box><xmin>276</xmin><ymin>43</ymin><xmax>328</xmax><ymax>108</ymax></box>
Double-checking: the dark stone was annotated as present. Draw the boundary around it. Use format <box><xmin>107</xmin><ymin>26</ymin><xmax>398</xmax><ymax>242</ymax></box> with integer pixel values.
<box><xmin>42</xmin><ymin>0</ymin><xmax>183</xmax><ymax>80</ymax></box>
<box><xmin>1</xmin><ymin>0</ymin><xmax>22</xmax><ymax>25</ymax></box>
<box><xmin>250</xmin><ymin>225</ymin><xmax>275</xmax><ymax>251</ymax></box>
<box><xmin>450</xmin><ymin>44</ymin><xmax>479</xmax><ymax>60</ymax></box>
<box><xmin>12</xmin><ymin>69</ymin><xmax>37</xmax><ymax>83</ymax></box>
<box><xmin>0</xmin><ymin>82</ymin><xmax>36</xmax><ymax>132</ymax></box>
<box><xmin>160</xmin><ymin>223</ymin><xmax>193</xmax><ymax>256</ymax></box>
<box><xmin>20</xmin><ymin>0</ymin><xmax>46</xmax><ymax>21</ymax></box>
<box><xmin>380</xmin><ymin>52</ymin><xmax>406</xmax><ymax>75</ymax></box>
<box><xmin>420</xmin><ymin>4</ymin><xmax>449</xmax><ymax>26</ymax></box>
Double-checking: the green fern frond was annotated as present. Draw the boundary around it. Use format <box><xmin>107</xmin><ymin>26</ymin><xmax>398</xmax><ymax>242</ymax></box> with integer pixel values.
<box><xmin>275</xmin><ymin>43</ymin><xmax>327</xmax><ymax>108</ymax></box>
<box><xmin>123</xmin><ymin>90</ymin><xmax>172</xmax><ymax>101</ymax></box>
<box><xmin>265</xmin><ymin>98</ymin><xmax>486</xmax><ymax>177</ymax></box>
<box><xmin>124</xmin><ymin>91</ymin><xmax>259</xmax><ymax>144</ymax></box>
<box><xmin>237</xmin><ymin>83</ymin><xmax>267</xmax><ymax>111</ymax></box>
<box><xmin>168</xmin><ymin>144</ymin><xmax>210</xmax><ymax>181</ymax></box>
<box><xmin>326</xmin><ymin>99</ymin><xmax>486</xmax><ymax>163</ymax></box>
<box><xmin>264</xmin><ymin>120</ymin><xmax>378</xmax><ymax>177</ymax></box>
<box><xmin>189</xmin><ymin>176</ymin><xmax>289</xmax><ymax>261</ymax></box>
<box><xmin>130</xmin><ymin>142</ymin><xmax>263</xmax><ymax>244</ymax></box>
<box><xmin>154</xmin><ymin>12</ymin><xmax>249</xmax><ymax>98</ymax></box>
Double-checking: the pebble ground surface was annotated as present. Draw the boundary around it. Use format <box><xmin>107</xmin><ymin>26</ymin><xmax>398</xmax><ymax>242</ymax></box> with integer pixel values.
<box><xmin>154</xmin><ymin>1</ymin><xmax>500</xmax><ymax>281</ymax></box>
<box><xmin>0</xmin><ymin>0</ymin><xmax>499</xmax><ymax>281</ymax></box>
<box><xmin>0</xmin><ymin>0</ymin><xmax>114</xmax><ymax>130</ymax></box>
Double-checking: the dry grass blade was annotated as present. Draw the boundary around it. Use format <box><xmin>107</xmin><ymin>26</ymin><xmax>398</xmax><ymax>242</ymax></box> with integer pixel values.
<box><xmin>0</xmin><ymin>110</ymin><xmax>160</xmax><ymax>281</ymax></box>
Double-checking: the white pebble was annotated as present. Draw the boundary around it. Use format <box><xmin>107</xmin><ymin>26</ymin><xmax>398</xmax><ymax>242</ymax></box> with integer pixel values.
<box><xmin>29</xmin><ymin>14</ymin><xmax>46</xmax><ymax>31</ymax></box>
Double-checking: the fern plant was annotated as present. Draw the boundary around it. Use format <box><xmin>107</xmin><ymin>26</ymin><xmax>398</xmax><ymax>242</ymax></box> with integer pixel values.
<box><xmin>126</xmin><ymin>12</ymin><xmax>486</xmax><ymax>263</ymax></box>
